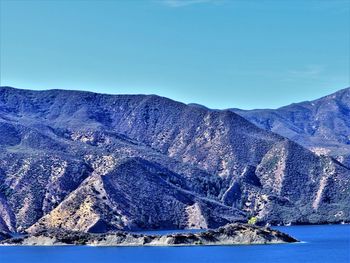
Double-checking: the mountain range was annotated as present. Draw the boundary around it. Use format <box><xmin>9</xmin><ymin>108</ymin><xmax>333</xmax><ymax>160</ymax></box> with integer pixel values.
<box><xmin>0</xmin><ymin>86</ymin><xmax>349</xmax><ymax>237</ymax></box>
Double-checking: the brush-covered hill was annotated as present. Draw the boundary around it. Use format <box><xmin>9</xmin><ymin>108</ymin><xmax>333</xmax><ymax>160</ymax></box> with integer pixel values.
<box><xmin>0</xmin><ymin>86</ymin><xmax>349</xmax><ymax>237</ymax></box>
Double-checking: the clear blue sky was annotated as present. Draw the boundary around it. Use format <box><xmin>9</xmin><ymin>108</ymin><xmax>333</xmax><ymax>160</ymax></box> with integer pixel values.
<box><xmin>0</xmin><ymin>0</ymin><xmax>349</xmax><ymax>109</ymax></box>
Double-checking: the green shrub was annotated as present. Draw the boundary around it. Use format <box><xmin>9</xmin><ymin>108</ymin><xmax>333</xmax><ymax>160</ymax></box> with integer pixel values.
<box><xmin>248</xmin><ymin>216</ymin><xmax>257</xmax><ymax>225</ymax></box>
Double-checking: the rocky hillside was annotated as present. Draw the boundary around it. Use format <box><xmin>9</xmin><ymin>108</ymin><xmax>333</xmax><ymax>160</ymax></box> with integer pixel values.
<box><xmin>0</xmin><ymin>86</ymin><xmax>349</xmax><ymax>236</ymax></box>
<box><xmin>232</xmin><ymin>87</ymin><xmax>350</xmax><ymax>167</ymax></box>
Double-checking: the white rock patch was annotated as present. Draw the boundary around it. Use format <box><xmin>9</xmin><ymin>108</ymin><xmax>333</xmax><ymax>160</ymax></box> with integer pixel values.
<box><xmin>186</xmin><ymin>203</ymin><xmax>207</xmax><ymax>229</ymax></box>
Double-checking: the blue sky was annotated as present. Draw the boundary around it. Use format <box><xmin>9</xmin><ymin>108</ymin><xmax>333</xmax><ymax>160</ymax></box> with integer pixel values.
<box><xmin>0</xmin><ymin>0</ymin><xmax>349</xmax><ymax>109</ymax></box>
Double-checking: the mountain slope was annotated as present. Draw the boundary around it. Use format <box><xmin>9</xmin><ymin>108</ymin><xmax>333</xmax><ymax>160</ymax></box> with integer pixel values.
<box><xmin>232</xmin><ymin>87</ymin><xmax>350</xmax><ymax>167</ymax></box>
<box><xmin>0</xmin><ymin>86</ymin><xmax>349</xmax><ymax>235</ymax></box>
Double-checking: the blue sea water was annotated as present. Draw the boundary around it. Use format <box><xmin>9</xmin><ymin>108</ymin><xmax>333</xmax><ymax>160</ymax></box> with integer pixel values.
<box><xmin>0</xmin><ymin>225</ymin><xmax>349</xmax><ymax>263</ymax></box>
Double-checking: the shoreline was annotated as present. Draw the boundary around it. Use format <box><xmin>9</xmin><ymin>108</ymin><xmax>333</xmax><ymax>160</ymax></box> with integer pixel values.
<box><xmin>0</xmin><ymin>223</ymin><xmax>298</xmax><ymax>247</ymax></box>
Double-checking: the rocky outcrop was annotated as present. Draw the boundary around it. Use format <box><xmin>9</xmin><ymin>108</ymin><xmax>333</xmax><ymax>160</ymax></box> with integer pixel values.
<box><xmin>0</xmin><ymin>86</ymin><xmax>349</xmax><ymax>236</ymax></box>
<box><xmin>0</xmin><ymin>223</ymin><xmax>298</xmax><ymax>246</ymax></box>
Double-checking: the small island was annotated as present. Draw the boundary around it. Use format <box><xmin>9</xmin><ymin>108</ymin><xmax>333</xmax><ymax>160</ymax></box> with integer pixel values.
<box><xmin>0</xmin><ymin>223</ymin><xmax>298</xmax><ymax>246</ymax></box>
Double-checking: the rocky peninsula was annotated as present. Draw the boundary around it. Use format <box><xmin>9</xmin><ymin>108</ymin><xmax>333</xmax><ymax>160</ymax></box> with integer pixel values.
<box><xmin>0</xmin><ymin>223</ymin><xmax>297</xmax><ymax>246</ymax></box>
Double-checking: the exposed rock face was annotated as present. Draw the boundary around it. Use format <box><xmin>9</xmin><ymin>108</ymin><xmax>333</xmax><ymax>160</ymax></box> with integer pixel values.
<box><xmin>0</xmin><ymin>86</ymin><xmax>349</xmax><ymax>236</ymax></box>
<box><xmin>0</xmin><ymin>223</ymin><xmax>298</xmax><ymax>246</ymax></box>
<box><xmin>232</xmin><ymin>87</ymin><xmax>350</xmax><ymax>167</ymax></box>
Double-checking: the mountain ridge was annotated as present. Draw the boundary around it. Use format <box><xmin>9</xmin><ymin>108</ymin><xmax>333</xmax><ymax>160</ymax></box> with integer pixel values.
<box><xmin>232</xmin><ymin>87</ymin><xmax>350</xmax><ymax>167</ymax></box>
<box><xmin>0</xmin><ymin>86</ymin><xmax>349</xmax><ymax>237</ymax></box>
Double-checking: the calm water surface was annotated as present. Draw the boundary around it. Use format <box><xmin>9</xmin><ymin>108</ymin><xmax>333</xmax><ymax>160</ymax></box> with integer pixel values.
<box><xmin>0</xmin><ymin>225</ymin><xmax>349</xmax><ymax>263</ymax></box>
